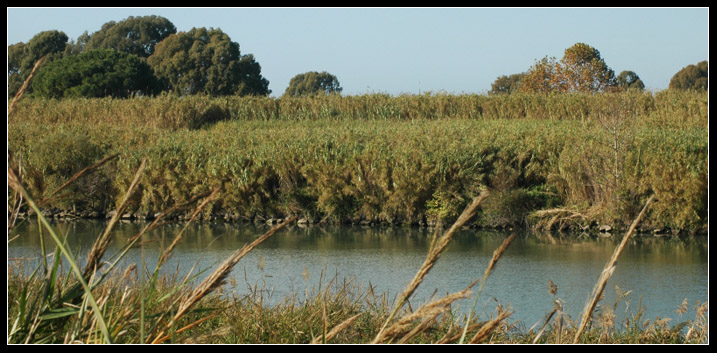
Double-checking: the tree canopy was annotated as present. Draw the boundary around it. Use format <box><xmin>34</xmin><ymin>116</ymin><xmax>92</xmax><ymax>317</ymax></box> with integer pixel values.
<box><xmin>669</xmin><ymin>60</ymin><xmax>708</xmax><ymax>91</ymax></box>
<box><xmin>616</xmin><ymin>70</ymin><xmax>645</xmax><ymax>91</ymax></box>
<box><xmin>147</xmin><ymin>27</ymin><xmax>270</xmax><ymax>96</ymax></box>
<box><xmin>84</xmin><ymin>15</ymin><xmax>177</xmax><ymax>58</ymax></box>
<box><xmin>32</xmin><ymin>49</ymin><xmax>161</xmax><ymax>98</ymax></box>
<box><xmin>489</xmin><ymin>73</ymin><xmax>526</xmax><ymax>95</ymax></box>
<box><xmin>560</xmin><ymin>43</ymin><xmax>616</xmax><ymax>92</ymax></box>
<box><xmin>517</xmin><ymin>56</ymin><xmax>565</xmax><ymax>93</ymax></box>
<box><xmin>284</xmin><ymin>71</ymin><xmax>342</xmax><ymax>97</ymax></box>
<box><xmin>8</xmin><ymin>30</ymin><xmax>69</xmax><ymax>97</ymax></box>
<box><xmin>519</xmin><ymin>43</ymin><xmax>617</xmax><ymax>93</ymax></box>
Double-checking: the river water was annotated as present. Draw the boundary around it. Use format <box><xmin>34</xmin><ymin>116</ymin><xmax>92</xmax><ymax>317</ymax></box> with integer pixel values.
<box><xmin>7</xmin><ymin>219</ymin><xmax>708</xmax><ymax>329</ymax></box>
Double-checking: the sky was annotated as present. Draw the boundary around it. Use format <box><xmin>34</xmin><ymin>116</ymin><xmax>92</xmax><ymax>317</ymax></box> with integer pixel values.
<box><xmin>7</xmin><ymin>7</ymin><xmax>709</xmax><ymax>96</ymax></box>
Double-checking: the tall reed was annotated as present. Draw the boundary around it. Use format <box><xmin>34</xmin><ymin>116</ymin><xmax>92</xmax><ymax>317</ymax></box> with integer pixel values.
<box><xmin>573</xmin><ymin>195</ymin><xmax>655</xmax><ymax>343</ymax></box>
<box><xmin>373</xmin><ymin>189</ymin><xmax>489</xmax><ymax>343</ymax></box>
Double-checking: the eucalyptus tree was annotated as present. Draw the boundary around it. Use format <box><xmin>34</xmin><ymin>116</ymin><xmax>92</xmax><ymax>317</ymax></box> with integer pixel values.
<box><xmin>284</xmin><ymin>71</ymin><xmax>343</xmax><ymax>96</ymax></box>
<box><xmin>489</xmin><ymin>73</ymin><xmax>526</xmax><ymax>95</ymax></box>
<box><xmin>8</xmin><ymin>30</ymin><xmax>69</xmax><ymax>97</ymax></box>
<box><xmin>616</xmin><ymin>70</ymin><xmax>645</xmax><ymax>91</ymax></box>
<box><xmin>84</xmin><ymin>15</ymin><xmax>177</xmax><ymax>58</ymax></box>
<box><xmin>669</xmin><ymin>60</ymin><xmax>708</xmax><ymax>91</ymax></box>
<box><xmin>147</xmin><ymin>27</ymin><xmax>271</xmax><ymax>96</ymax></box>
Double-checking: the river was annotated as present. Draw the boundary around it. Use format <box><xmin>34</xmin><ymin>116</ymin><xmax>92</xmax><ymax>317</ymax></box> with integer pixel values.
<box><xmin>7</xmin><ymin>219</ymin><xmax>708</xmax><ymax>329</ymax></box>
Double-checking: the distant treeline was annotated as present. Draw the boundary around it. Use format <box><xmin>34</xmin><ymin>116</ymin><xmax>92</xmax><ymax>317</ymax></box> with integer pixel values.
<box><xmin>8</xmin><ymin>16</ymin><xmax>708</xmax><ymax>99</ymax></box>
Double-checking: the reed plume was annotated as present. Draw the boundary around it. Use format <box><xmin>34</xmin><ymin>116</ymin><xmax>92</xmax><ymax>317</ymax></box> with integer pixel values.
<box><xmin>8</xmin><ymin>56</ymin><xmax>46</xmax><ymax>116</ymax></box>
<box><xmin>152</xmin><ymin>215</ymin><xmax>298</xmax><ymax>343</ymax></box>
<box><xmin>83</xmin><ymin>159</ymin><xmax>147</xmax><ymax>278</ymax></box>
<box><xmin>572</xmin><ymin>194</ymin><xmax>655</xmax><ymax>343</ymax></box>
<box><xmin>373</xmin><ymin>189</ymin><xmax>489</xmax><ymax>343</ymax></box>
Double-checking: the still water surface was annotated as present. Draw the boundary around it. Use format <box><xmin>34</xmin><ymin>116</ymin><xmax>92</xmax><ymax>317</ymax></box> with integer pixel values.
<box><xmin>8</xmin><ymin>220</ymin><xmax>708</xmax><ymax>328</ymax></box>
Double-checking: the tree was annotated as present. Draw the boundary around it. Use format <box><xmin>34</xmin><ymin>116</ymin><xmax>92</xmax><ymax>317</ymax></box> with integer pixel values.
<box><xmin>669</xmin><ymin>60</ymin><xmax>708</xmax><ymax>91</ymax></box>
<box><xmin>519</xmin><ymin>43</ymin><xmax>617</xmax><ymax>93</ymax></box>
<box><xmin>8</xmin><ymin>42</ymin><xmax>27</xmax><ymax>98</ymax></box>
<box><xmin>8</xmin><ymin>30</ymin><xmax>69</xmax><ymax>97</ymax></box>
<box><xmin>32</xmin><ymin>49</ymin><xmax>161</xmax><ymax>98</ymax></box>
<box><xmin>489</xmin><ymin>73</ymin><xmax>526</xmax><ymax>95</ymax></box>
<box><xmin>65</xmin><ymin>31</ymin><xmax>92</xmax><ymax>56</ymax></box>
<box><xmin>616</xmin><ymin>70</ymin><xmax>645</xmax><ymax>91</ymax></box>
<box><xmin>284</xmin><ymin>71</ymin><xmax>342</xmax><ymax>96</ymax></box>
<box><xmin>517</xmin><ymin>56</ymin><xmax>566</xmax><ymax>93</ymax></box>
<box><xmin>235</xmin><ymin>54</ymin><xmax>272</xmax><ymax>96</ymax></box>
<box><xmin>84</xmin><ymin>15</ymin><xmax>176</xmax><ymax>58</ymax></box>
<box><xmin>147</xmin><ymin>27</ymin><xmax>271</xmax><ymax>96</ymax></box>
<box><xmin>559</xmin><ymin>43</ymin><xmax>617</xmax><ymax>92</ymax></box>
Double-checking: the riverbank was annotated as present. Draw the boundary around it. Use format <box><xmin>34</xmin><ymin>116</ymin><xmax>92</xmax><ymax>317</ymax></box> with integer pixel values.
<box><xmin>11</xmin><ymin>208</ymin><xmax>707</xmax><ymax>237</ymax></box>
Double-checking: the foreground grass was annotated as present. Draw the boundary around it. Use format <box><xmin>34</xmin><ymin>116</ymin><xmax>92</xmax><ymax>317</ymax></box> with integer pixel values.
<box><xmin>7</xmin><ymin>261</ymin><xmax>708</xmax><ymax>344</ymax></box>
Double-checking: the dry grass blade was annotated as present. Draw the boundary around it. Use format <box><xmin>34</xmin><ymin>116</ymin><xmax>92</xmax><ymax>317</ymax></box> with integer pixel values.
<box><xmin>126</xmin><ymin>187</ymin><xmax>217</xmax><ymax>246</ymax></box>
<box><xmin>458</xmin><ymin>233</ymin><xmax>515</xmax><ymax>343</ymax></box>
<box><xmin>7</xmin><ymin>153</ymin><xmax>25</xmax><ymax>234</ymax></box>
<box><xmin>83</xmin><ymin>159</ymin><xmax>147</xmax><ymax>278</ymax></box>
<box><xmin>311</xmin><ymin>313</ymin><xmax>362</xmax><ymax>344</ymax></box>
<box><xmin>483</xmin><ymin>234</ymin><xmax>516</xmax><ymax>282</ymax></box>
<box><xmin>373</xmin><ymin>190</ymin><xmax>489</xmax><ymax>343</ymax></box>
<box><xmin>152</xmin><ymin>215</ymin><xmax>298</xmax><ymax>343</ymax></box>
<box><xmin>394</xmin><ymin>288</ymin><xmax>473</xmax><ymax>343</ymax></box>
<box><xmin>468</xmin><ymin>307</ymin><xmax>513</xmax><ymax>343</ymax></box>
<box><xmin>531</xmin><ymin>207</ymin><xmax>588</xmax><ymax>231</ymax></box>
<box><xmin>8</xmin><ymin>56</ymin><xmax>46</xmax><ymax>116</ymax></box>
<box><xmin>158</xmin><ymin>185</ymin><xmax>223</xmax><ymax>268</ymax></box>
<box><xmin>152</xmin><ymin>312</ymin><xmax>221</xmax><ymax>344</ymax></box>
<box><xmin>437</xmin><ymin>321</ymin><xmax>487</xmax><ymax>344</ymax></box>
<box><xmin>572</xmin><ymin>194</ymin><xmax>655</xmax><ymax>343</ymax></box>
<box><xmin>531</xmin><ymin>300</ymin><xmax>562</xmax><ymax>344</ymax></box>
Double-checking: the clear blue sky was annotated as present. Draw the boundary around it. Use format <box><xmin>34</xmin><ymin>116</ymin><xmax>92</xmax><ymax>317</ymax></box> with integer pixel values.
<box><xmin>7</xmin><ymin>7</ymin><xmax>709</xmax><ymax>96</ymax></box>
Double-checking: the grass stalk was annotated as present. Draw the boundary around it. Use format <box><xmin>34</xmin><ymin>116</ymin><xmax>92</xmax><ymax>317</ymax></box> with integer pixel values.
<box><xmin>83</xmin><ymin>158</ymin><xmax>146</xmax><ymax>278</ymax></box>
<box><xmin>157</xmin><ymin>185</ymin><xmax>223</xmax><ymax>269</ymax></box>
<box><xmin>39</xmin><ymin>154</ymin><xmax>119</xmax><ymax>207</ymax></box>
<box><xmin>572</xmin><ymin>194</ymin><xmax>655</xmax><ymax>343</ymax></box>
<box><xmin>310</xmin><ymin>313</ymin><xmax>362</xmax><ymax>344</ymax></box>
<box><xmin>8</xmin><ymin>56</ymin><xmax>46</xmax><ymax>116</ymax></box>
<box><xmin>459</xmin><ymin>233</ymin><xmax>516</xmax><ymax>343</ymax></box>
<box><xmin>151</xmin><ymin>215</ymin><xmax>298</xmax><ymax>343</ymax></box>
<box><xmin>468</xmin><ymin>307</ymin><xmax>513</xmax><ymax>343</ymax></box>
<box><xmin>373</xmin><ymin>189</ymin><xmax>489</xmax><ymax>343</ymax></box>
<box><xmin>8</xmin><ymin>167</ymin><xmax>113</xmax><ymax>343</ymax></box>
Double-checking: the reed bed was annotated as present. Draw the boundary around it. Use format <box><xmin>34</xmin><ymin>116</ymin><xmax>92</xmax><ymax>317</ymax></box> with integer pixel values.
<box><xmin>8</xmin><ymin>90</ymin><xmax>707</xmax><ymax>129</ymax></box>
<box><xmin>9</xmin><ymin>111</ymin><xmax>708</xmax><ymax>233</ymax></box>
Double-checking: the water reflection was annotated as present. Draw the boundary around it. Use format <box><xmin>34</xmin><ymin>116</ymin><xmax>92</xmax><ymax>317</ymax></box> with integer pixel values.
<box><xmin>8</xmin><ymin>219</ymin><xmax>708</xmax><ymax>328</ymax></box>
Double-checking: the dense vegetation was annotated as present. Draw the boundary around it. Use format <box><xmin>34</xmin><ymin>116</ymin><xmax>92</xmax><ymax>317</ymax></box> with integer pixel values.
<box><xmin>8</xmin><ymin>90</ymin><xmax>708</xmax><ymax>234</ymax></box>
